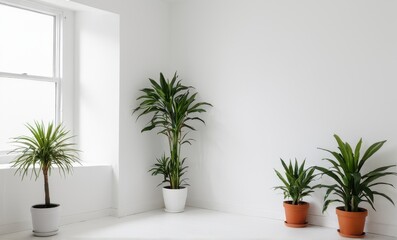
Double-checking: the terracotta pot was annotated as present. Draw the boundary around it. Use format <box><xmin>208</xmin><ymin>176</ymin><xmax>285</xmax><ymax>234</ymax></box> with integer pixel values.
<box><xmin>283</xmin><ymin>201</ymin><xmax>309</xmax><ymax>227</ymax></box>
<box><xmin>336</xmin><ymin>207</ymin><xmax>368</xmax><ymax>238</ymax></box>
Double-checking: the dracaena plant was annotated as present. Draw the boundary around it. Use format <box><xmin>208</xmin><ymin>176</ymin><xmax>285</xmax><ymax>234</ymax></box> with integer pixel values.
<box><xmin>317</xmin><ymin>134</ymin><xmax>396</xmax><ymax>213</ymax></box>
<box><xmin>274</xmin><ymin>158</ymin><xmax>318</xmax><ymax>205</ymax></box>
<box><xmin>10</xmin><ymin>122</ymin><xmax>80</xmax><ymax>207</ymax></box>
<box><xmin>133</xmin><ymin>72</ymin><xmax>212</xmax><ymax>189</ymax></box>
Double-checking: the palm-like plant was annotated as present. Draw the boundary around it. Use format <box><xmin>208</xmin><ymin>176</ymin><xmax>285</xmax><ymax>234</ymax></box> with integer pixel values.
<box><xmin>10</xmin><ymin>122</ymin><xmax>80</xmax><ymax>207</ymax></box>
<box><xmin>274</xmin><ymin>159</ymin><xmax>318</xmax><ymax>205</ymax></box>
<box><xmin>133</xmin><ymin>72</ymin><xmax>212</xmax><ymax>189</ymax></box>
<box><xmin>317</xmin><ymin>134</ymin><xmax>396</xmax><ymax>213</ymax></box>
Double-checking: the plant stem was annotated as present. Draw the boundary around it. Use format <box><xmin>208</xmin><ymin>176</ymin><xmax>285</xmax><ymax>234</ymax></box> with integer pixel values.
<box><xmin>43</xmin><ymin>167</ymin><xmax>50</xmax><ymax>206</ymax></box>
<box><xmin>170</xmin><ymin>130</ymin><xmax>180</xmax><ymax>189</ymax></box>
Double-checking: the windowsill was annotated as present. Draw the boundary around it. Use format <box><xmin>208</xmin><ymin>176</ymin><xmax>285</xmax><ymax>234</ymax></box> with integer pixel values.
<box><xmin>0</xmin><ymin>153</ymin><xmax>18</xmax><ymax>164</ymax></box>
<box><xmin>0</xmin><ymin>151</ymin><xmax>113</xmax><ymax>168</ymax></box>
<box><xmin>0</xmin><ymin>163</ymin><xmax>12</xmax><ymax>169</ymax></box>
<box><xmin>0</xmin><ymin>162</ymin><xmax>112</xmax><ymax>170</ymax></box>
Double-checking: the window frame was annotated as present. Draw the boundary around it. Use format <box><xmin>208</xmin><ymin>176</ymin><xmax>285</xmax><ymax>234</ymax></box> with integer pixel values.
<box><xmin>0</xmin><ymin>0</ymin><xmax>64</xmax><ymax>159</ymax></box>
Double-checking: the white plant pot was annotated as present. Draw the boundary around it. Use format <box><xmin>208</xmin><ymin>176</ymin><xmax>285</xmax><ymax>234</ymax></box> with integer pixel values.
<box><xmin>30</xmin><ymin>204</ymin><xmax>61</xmax><ymax>237</ymax></box>
<box><xmin>162</xmin><ymin>187</ymin><xmax>188</xmax><ymax>213</ymax></box>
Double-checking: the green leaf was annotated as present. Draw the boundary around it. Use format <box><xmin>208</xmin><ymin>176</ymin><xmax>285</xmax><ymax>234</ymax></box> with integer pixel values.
<box><xmin>274</xmin><ymin>158</ymin><xmax>317</xmax><ymax>203</ymax></box>
<box><xmin>133</xmin><ymin>73</ymin><xmax>212</xmax><ymax>188</ymax></box>
<box><xmin>10</xmin><ymin>122</ymin><xmax>80</xmax><ymax>206</ymax></box>
<box><xmin>372</xmin><ymin>191</ymin><xmax>395</xmax><ymax>206</ymax></box>
<box><xmin>322</xmin><ymin>199</ymin><xmax>343</xmax><ymax>213</ymax></box>
<box><xmin>359</xmin><ymin>140</ymin><xmax>386</xmax><ymax>170</ymax></box>
<box><xmin>318</xmin><ymin>135</ymin><xmax>396</xmax><ymax>212</ymax></box>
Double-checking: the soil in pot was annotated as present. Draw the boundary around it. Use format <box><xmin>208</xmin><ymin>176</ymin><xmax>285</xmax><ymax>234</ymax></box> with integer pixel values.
<box><xmin>283</xmin><ymin>201</ymin><xmax>309</xmax><ymax>228</ymax></box>
<box><xmin>336</xmin><ymin>207</ymin><xmax>367</xmax><ymax>238</ymax></box>
<box><xmin>32</xmin><ymin>203</ymin><xmax>60</xmax><ymax>209</ymax></box>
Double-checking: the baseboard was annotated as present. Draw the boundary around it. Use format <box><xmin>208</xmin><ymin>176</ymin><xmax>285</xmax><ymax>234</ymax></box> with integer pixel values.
<box><xmin>187</xmin><ymin>199</ymin><xmax>283</xmax><ymax>220</ymax></box>
<box><xmin>0</xmin><ymin>208</ymin><xmax>113</xmax><ymax>235</ymax></box>
<box><xmin>116</xmin><ymin>199</ymin><xmax>164</xmax><ymax>217</ymax></box>
<box><xmin>309</xmin><ymin>214</ymin><xmax>397</xmax><ymax>237</ymax></box>
<box><xmin>2</xmin><ymin>201</ymin><xmax>395</xmax><ymax>238</ymax></box>
<box><xmin>60</xmin><ymin>208</ymin><xmax>113</xmax><ymax>225</ymax></box>
<box><xmin>187</xmin><ymin>199</ymin><xmax>397</xmax><ymax>238</ymax></box>
<box><xmin>0</xmin><ymin>220</ymin><xmax>31</xmax><ymax>236</ymax></box>
<box><xmin>365</xmin><ymin>221</ymin><xmax>397</xmax><ymax>238</ymax></box>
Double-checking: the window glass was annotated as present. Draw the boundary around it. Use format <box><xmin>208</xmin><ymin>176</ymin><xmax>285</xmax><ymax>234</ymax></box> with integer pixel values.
<box><xmin>0</xmin><ymin>3</ymin><xmax>54</xmax><ymax>77</ymax></box>
<box><xmin>0</xmin><ymin>77</ymin><xmax>56</xmax><ymax>152</ymax></box>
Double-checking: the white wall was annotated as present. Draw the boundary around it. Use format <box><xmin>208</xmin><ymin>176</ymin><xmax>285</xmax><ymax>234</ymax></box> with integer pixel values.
<box><xmin>4</xmin><ymin>0</ymin><xmax>396</xmax><ymax>237</ymax></box>
<box><xmin>42</xmin><ymin>0</ymin><xmax>171</xmax><ymax>219</ymax></box>
<box><xmin>0</xmin><ymin>165</ymin><xmax>112</xmax><ymax>234</ymax></box>
<box><xmin>74</xmin><ymin>6</ymin><xmax>120</xmax><ymax>214</ymax></box>
<box><xmin>0</xmin><ymin>0</ymin><xmax>118</xmax><ymax>234</ymax></box>
<box><xmin>170</xmin><ymin>0</ymin><xmax>397</xmax><ymax>237</ymax></box>
<box><xmin>74</xmin><ymin>8</ymin><xmax>119</xmax><ymax>166</ymax></box>
<box><xmin>71</xmin><ymin>0</ymin><xmax>171</xmax><ymax>216</ymax></box>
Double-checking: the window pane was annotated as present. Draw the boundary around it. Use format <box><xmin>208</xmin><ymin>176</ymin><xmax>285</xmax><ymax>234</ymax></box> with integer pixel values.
<box><xmin>0</xmin><ymin>4</ymin><xmax>54</xmax><ymax>77</ymax></box>
<box><xmin>0</xmin><ymin>77</ymin><xmax>56</xmax><ymax>152</ymax></box>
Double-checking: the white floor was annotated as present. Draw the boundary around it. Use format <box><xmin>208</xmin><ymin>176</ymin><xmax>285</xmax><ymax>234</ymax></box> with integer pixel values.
<box><xmin>0</xmin><ymin>207</ymin><xmax>395</xmax><ymax>240</ymax></box>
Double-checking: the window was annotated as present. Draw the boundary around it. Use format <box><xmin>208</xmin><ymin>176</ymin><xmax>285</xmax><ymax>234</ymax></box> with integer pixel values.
<box><xmin>0</xmin><ymin>1</ymin><xmax>62</xmax><ymax>156</ymax></box>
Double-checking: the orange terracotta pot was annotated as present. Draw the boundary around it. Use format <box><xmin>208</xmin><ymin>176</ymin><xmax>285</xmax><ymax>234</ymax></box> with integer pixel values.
<box><xmin>283</xmin><ymin>201</ymin><xmax>309</xmax><ymax>227</ymax></box>
<box><xmin>336</xmin><ymin>207</ymin><xmax>368</xmax><ymax>238</ymax></box>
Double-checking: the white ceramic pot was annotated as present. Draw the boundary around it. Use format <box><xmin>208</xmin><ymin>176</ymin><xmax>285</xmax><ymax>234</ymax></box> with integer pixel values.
<box><xmin>30</xmin><ymin>204</ymin><xmax>61</xmax><ymax>237</ymax></box>
<box><xmin>162</xmin><ymin>187</ymin><xmax>188</xmax><ymax>213</ymax></box>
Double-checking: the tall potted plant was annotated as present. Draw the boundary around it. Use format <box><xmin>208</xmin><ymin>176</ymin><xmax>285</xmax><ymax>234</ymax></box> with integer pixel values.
<box><xmin>274</xmin><ymin>158</ymin><xmax>318</xmax><ymax>227</ymax></box>
<box><xmin>134</xmin><ymin>72</ymin><xmax>212</xmax><ymax>212</ymax></box>
<box><xmin>317</xmin><ymin>134</ymin><xmax>396</xmax><ymax>238</ymax></box>
<box><xmin>10</xmin><ymin>122</ymin><xmax>80</xmax><ymax>236</ymax></box>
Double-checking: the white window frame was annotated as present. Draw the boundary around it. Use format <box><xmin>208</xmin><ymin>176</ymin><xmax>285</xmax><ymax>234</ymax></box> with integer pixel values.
<box><xmin>0</xmin><ymin>0</ymin><xmax>66</xmax><ymax>161</ymax></box>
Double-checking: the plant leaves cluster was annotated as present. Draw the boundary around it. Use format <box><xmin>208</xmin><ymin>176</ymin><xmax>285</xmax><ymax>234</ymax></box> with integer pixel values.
<box><xmin>133</xmin><ymin>72</ymin><xmax>212</xmax><ymax>189</ymax></box>
<box><xmin>10</xmin><ymin>122</ymin><xmax>80</xmax><ymax>206</ymax></box>
<box><xmin>149</xmin><ymin>154</ymin><xmax>189</xmax><ymax>188</ymax></box>
<box><xmin>274</xmin><ymin>158</ymin><xmax>319</xmax><ymax>205</ymax></box>
<box><xmin>317</xmin><ymin>134</ymin><xmax>396</xmax><ymax>213</ymax></box>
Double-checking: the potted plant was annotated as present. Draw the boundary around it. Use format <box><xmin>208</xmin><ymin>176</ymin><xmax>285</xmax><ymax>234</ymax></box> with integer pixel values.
<box><xmin>274</xmin><ymin>158</ymin><xmax>318</xmax><ymax>227</ymax></box>
<box><xmin>133</xmin><ymin>72</ymin><xmax>212</xmax><ymax>212</ymax></box>
<box><xmin>10</xmin><ymin>122</ymin><xmax>80</xmax><ymax>236</ymax></box>
<box><xmin>317</xmin><ymin>134</ymin><xmax>396</xmax><ymax>238</ymax></box>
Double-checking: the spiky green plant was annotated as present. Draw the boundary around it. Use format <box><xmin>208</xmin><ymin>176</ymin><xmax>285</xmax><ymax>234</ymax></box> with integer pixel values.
<box><xmin>10</xmin><ymin>122</ymin><xmax>80</xmax><ymax>207</ymax></box>
<box><xmin>133</xmin><ymin>72</ymin><xmax>212</xmax><ymax>189</ymax></box>
<box><xmin>274</xmin><ymin>158</ymin><xmax>318</xmax><ymax>205</ymax></box>
<box><xmin>317</xmin><ymin>134</ymin><xmax>396</xmax><ymax>213</ymax></box>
